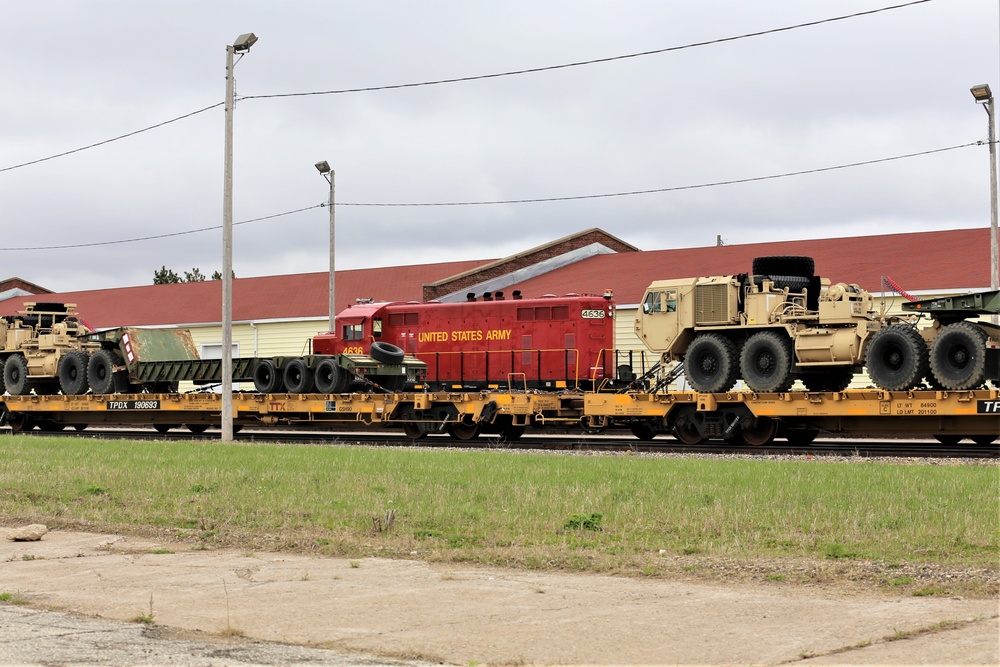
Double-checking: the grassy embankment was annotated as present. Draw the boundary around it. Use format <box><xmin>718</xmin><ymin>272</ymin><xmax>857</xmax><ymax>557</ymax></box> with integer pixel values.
<box><xmin>1</xmin><ymin>435</ymin><xmax>996</xmax><ymax>594</ymax></box>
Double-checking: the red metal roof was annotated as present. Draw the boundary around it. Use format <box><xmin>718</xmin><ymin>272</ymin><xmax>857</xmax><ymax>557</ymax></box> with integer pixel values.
<box><xmin>0</xmin><ymin>259</ymin><xmax>490</xmax><ymax>329</ymax></box>
<box><xmin>0</xmin><ymin>228</ymin><xmax>991</xmax><ymax>327</ymax></box>
<box><xmin>501</xmin><ymin>228</ymin><xmax>993</xmax><ymax>303</ymax></box>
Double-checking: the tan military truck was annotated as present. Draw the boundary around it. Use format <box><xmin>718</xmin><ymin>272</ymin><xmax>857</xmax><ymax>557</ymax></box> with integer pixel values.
<box><xmin>634</xmin><ymin>256</ymin><xmax>890</xmax><ymax>393</ymax></box>
<box><xmin>1</xmin><ymin>302</ymin><xmax>98</xmax><ymax>396</ymax></box>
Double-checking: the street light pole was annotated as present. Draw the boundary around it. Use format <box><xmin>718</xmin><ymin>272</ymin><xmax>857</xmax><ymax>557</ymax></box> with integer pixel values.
<box><xmin>315</xmin><ymin>161</ymin><xmax>335</xmax><ymax>332</ymax></box>
<box><xmin>222</xmin><ymin>32</ymin><xmax>257</xmax><ymax>443</ymax></box>
<box><xmin>971</xmin><ymin>84</ymin><xmax>998</xmax><ymax>324</ymax></box>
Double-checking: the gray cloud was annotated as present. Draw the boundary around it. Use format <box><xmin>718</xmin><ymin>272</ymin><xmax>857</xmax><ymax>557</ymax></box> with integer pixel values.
<box><xmin>1</xmin><ymin>0</ymin><xmax>997</xmax><ymax>293</ymax></box>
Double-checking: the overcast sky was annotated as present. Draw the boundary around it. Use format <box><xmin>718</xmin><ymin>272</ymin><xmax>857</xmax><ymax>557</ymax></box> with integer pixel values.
<box><xmin>1</xmin><ymin>0</ymin><xmax>998</xmax><ymax>293</ymax></box>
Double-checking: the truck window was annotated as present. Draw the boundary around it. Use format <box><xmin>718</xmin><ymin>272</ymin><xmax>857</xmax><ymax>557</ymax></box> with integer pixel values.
<box><xmin>665</xmin><ymin>290</ymin><xmax>677</xmax><ymax>312</ymax></box>
<box><xmin>643</xmin><ymin>292</ymin><xmax>663</xmax><ymax>314</ymax></box>
<box><xmin>372</xmin><ymin>318</ymin><xmax>382</xmax><ymax>339</ymax></box>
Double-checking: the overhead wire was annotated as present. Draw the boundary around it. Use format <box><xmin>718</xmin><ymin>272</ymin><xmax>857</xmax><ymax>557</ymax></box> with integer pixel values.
<box><xmin>243</xmin><ymin>1</ymin><xmax>932</xmax><ymax>100</ymax></box>
<box><xmin>0</xmin><ymin>1</ymin><xmax>931</xmax><ymax>173</ymax></box>
<box><xmin>1</xmin><ymin>141</ymin><xmax>976</xmax><ymax>251</ymax></box>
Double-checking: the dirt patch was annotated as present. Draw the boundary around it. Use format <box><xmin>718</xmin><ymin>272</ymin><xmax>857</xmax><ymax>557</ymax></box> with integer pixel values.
<box><xmin>1</xmin><ymin>529</ymin><xmax>997</xmax><ymax>665</ymax></box>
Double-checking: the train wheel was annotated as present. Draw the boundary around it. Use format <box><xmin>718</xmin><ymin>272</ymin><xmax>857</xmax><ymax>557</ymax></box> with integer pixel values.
<box><xmin>283</xmin><ymin>359</ymin><xmax>315</xmax><ymax>394</ymax></box>
<box><xmin>87</xmin><ymin>349</ymin><xmax>119</xmax><ymax>395</ymax></box>
<box><xmin>499</xmin><ymin>424</ymin><xmax>525</xmax><ymax>441</ymax></box>
<box><xmin>933</xmin><ymin>434</ymin><xmax>962</xmax><ymax>446</ymax></box>
<box><xmin>740</xmin><ymin>331</ymin><xmax>794</xmax><ymax>393</ymax></box>
<box><xmin>741</xmin><ymin>417</ymin><xmax>777</xmax><ymax>446</ymax></box>
<box><xmin>58</xmin><ymin>351</ymin><xmax>90</xmax><ymax>395</ymax></box>
<box><xmin>154</xmin><ymin>424</ymin><xmax>178</xmax><ymax>434</ymax></box>
<box><xmin>253</xmin><ymin>360</ymin><xmax>284</xmax><ymax>393</ymax></box>
<box><xmin>673</xmin><ymin>411</ymin><xmax>704</xmax><ymax>445</ymax></box>
<box><xmin>784</xmin><ymin>428</ymin><xmax>819</xmax><ymax>446</ymax></box>
<box><xmin>402</xmin><ymin>422</ymin><xmax>426</xmax><ymax>440</ymax></box>
<box><xmin>866</xmin><ymin>325</ymin><xmax>928</xmax><ymax>391</ymax></box>
<box><xmin>448</xmin><ymin>420</ymin><xmax>481</xmax><ymax>441</ymax></box>
<box><xmin>370</xmin><ymin>341</ymin><xmax>405</xmax><ymax>365</ymax></box>
<box><xmin>971</xmin><ymin>434</ymin><xmax>996</xmax><ymax>446</ymax></box>
<box><xmin>7</xmin><ymin>413</ymin><xmax>33</xmax><ymax>432</ymax></box>
<box><xmin>3</xmin><ymin>354</ymin><xmax>29</xmax><ymax>396</ymax></box>
<box><xmin>629</xmin><ymin>421</ymin><xmax>657</xmax><ymax>441</ymax></box>
<box><xmin>684</xmin><ymin>334</ymin><xmax>738</xmax><ymax>394</ymax></box>
<box><xmin>315</xmin><ymin>359</ymin><xmax>350</xmax><ymax>394</ymax></box>
<box><xmin>186</xmin><ymin>424</ymin><xmax>210</xmax><ymax>434</ymax></box>
<box><xmin>929</xmin><ymin>322</ymin><xmax>988</xmax><ymax>390</ymax></box>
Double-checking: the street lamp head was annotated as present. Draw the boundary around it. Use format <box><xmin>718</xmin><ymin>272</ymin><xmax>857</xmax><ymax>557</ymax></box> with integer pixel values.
<box><xmin>233</xmin><ymin>33</ymin><xmax>258</xmax><ymax>52</ymax></box>
<box><xmin>971</xmin><ymin>83</ymin><xmax>993</xmax><ymax>103</ymax></box>
<box><xmin>315</xmin><ymin>161</ymin><xmax>331</xmax><ymax>174</ymax></box>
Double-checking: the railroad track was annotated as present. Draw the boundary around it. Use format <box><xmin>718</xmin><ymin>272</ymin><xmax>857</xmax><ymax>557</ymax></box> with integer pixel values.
<box><xmin>6</xmin><ymin>426</ymin><xmax>998</xmax><ymax>459</ymax></box>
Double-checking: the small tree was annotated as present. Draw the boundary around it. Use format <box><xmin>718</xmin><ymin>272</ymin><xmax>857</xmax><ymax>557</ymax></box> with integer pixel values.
<box><xmin>153</xmin><ymin>266</ymin><xmax>182</xmax><ymax>284</ymax></box>
<box><xmin>184</xmin><ymin>268</ymin><xmax>207</xmax><ymax>282</ymax></box>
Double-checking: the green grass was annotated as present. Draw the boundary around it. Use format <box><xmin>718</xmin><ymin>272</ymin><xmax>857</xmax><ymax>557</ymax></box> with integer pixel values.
<box><xmin>0</xmin><ymin>435</ymin><xmax>996</xmax><ymax>581</ymax></box>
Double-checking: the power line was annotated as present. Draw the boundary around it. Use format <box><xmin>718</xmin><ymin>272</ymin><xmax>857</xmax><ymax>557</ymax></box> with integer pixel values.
<box><xmin>3</xmin><ymin>205</ymin><xmax>324</xmax><ymax>251</ymax></box>
<box><xmin>0</xmin><ymin>103</ymin><xmax>224</xmax><ymax>174</ymax></box>
<box><xmin>0</xmin><ymin>1</ymin><xmax>931</xmax><ymax>173</ymax></box>
<box><xmin>243</xmin><ymin>1</ymin><xmax>932</xmax><ymax>100</ymax></box>
<box><xmin>2</xmin><ymin>141</ymin><xmax>974</xmax><ymax>251</ymax></box>
<box><xmin>337</xmin><ymin>142</ymin><xmax>978</xmax><ymax>206</ymax></box>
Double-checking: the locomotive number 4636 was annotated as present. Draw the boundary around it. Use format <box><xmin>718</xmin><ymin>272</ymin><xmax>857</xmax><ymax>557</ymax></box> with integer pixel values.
<box><xmin>581</xmin><ymin>309</ymin><xmax>606</xmax><ymax>319</ymax></box>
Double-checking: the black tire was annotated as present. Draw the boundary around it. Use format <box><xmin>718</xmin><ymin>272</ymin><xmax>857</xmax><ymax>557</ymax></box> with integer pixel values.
<box><xmin>58</xmin><ymin>351</ymin><xmax>90</xmax><ymax>395</ymax></box>
<box><xmin>929</xmin><ymin>322</ymin><xmax>988</xmax><ymax>390</ymax></box>
<box><xmin>866</xmin><ymin>324</ymin><xmax>929</xmax><ymax>391</ymax></box>
<box><xmin>3</xmin><ymin>354</ymin><xmax>29</xmax><ymax>396</ymax></box>
<box><xmin>253</xmin><ymin>360</ymin><xmax>284</xmax><ymax>393</ymax></box>
<box><xmin>369</xmin><ymin>341</ymin><xmax>405</xmax><ymax>365</ymax></box>
<box><xmin>740</xmin><ymin>331</ymin><xmax>795</xmax><ymax>393</ymax></box>
<box><xmin>629</xmin><ymin>421</ymin><xmax>657</xmax><ymax>441</ymax></box>
<box><xmin>282</xmin><ymin>359</ymin><xmax>315</xmax><ymax>394</ymax></box>
<box><xmin>800</xmin><ymin>367</ymin><xmax>854</xmax><ymax>392</ymax></box>
<box><xmin>752</xmin><ymin>256</ymin><xmax>815</xmax><ymax>277</ymax></box>
<box><xmin>684</xmin><ymin>334</ymin><xmax>738</xmax><ymax>394</ymax></box>
<box><xmin>314</xmin><ymin>358</ymin><xmax>351</xmax><ymax>394</ymax></box>
<box><xmin>88</xmin><ymin>349</ymin><xmax>120</xmax><ymax>395</ymax></box>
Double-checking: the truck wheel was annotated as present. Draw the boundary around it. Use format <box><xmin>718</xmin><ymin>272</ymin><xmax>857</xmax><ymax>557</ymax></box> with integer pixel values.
<box><xmin>253</xmin><ymin>360</ymin><xmax>284</xmax><ymax>393</ymax></box>
<box><xmin>929</xmin><ymin>321</ymin><xmax>988</xmax><ymax>390</ymax></box>
<box><xmin>3</xmin><ymin>355</ymin><xmax>29</xmax><ymax>396</ymax></box>
<box><xmin>282</xmin><ymin>359</ymin><xmax>315</xmax><ymax>394</ymax></box>
<box><xmin>866</xmin><ymin>324</ymin><xmax>929</xmax><ymax>391</ymax></box>
<box><xmin>684</xmin><ymin>334</ymin><xmax>738</xmax><ymax>394</ymax></box>
<box><xmin>377</xmin><ymin>374</ymin><xmax>407</xmax><ymax>392</ymax></box>
<box><xmin>370</xmin><ymin>341</ymin><xmax>405</xmax><ymax>365</ymax></box>
<box><xmin>801</xmin><ymin>367</ymin><xmax>854</xmax><ymax>392</ymax></box>
<box><xmin>314</xmin><ymin>359</ymin><xmax>351</xmax><ymax>394</ymax></box>
<box><xmin>752</xmin><ymin>256</ymin><xmax>815</xmax><ymax>277</ymax></box>
<box><xmin>740</xmin><ymin>331</ymin><xmax>795</xmax><ymax>393</ymax></box>
<box><xmin>87</xmin><ymin>349</ymin><xmax>120</xmax><ymax>395</ymax></box>
<box><xmin>58</xmin><ymin>351</ymin><xmax>90</xmax><ymax>395</ymax></box>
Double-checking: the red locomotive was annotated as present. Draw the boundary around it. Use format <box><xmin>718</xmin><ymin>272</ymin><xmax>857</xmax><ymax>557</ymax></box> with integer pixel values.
<box><xmin>313</xmin><ymin>290</ymin><xmax>618</xmax><ymax>390</ymax></box>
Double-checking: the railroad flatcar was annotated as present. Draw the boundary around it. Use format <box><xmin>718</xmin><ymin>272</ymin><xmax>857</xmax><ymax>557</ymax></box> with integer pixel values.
<box><xmin>312</xmin><ymin>291</ymin><xmax>619</xmax><ymax>390</ymax></box>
